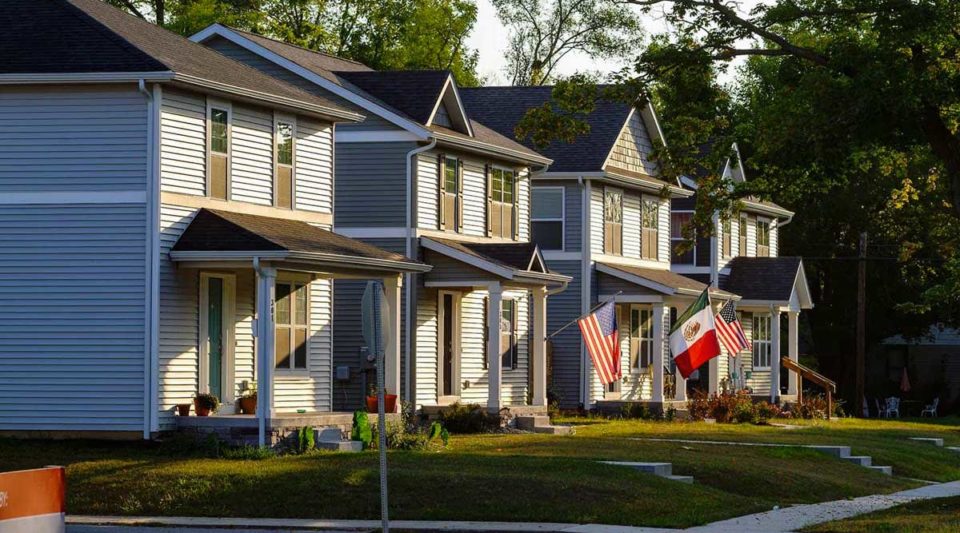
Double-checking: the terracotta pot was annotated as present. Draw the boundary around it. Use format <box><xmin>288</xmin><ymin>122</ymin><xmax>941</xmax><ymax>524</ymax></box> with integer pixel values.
<box><xmin>238</xmin><ymin>395</ymin><xmax>257</xmax><ymax>415</ymax></box>
<box><xmin>194</xmin><ymin>399</ymin><xmax>212</xmax><ymax>417</ymax></box>
<box><xmin>176</xmin><ymin>403</ymin><xmax>191</xmax><ymax>416</ymax></box>
<box><xmin>366</xmin><ymin>394</ymin><xmax>398</xmax><ymax>413</ymax></box>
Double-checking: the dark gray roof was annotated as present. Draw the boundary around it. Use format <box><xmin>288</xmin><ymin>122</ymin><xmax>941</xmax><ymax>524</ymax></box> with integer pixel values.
<box><xmin>427</xmin><ymin>238</ymin><xmax>564</xmax><ymax>280</ymax></box>
<box><xmin>4</xmin><ymin>0</ymin><xmax>356</xmax><ymax>119</ymax></box>
<box><xmin>598</xmin><ymin>262</ymin><xmax>738</xmax><ymax>299</ymax></box>
<box><xmin>722</xmin><ymin>257</ymin><xmax>803</xmax><ymax>301</ymax></box>
<box><xmin>173</xmin><ymin>209</ymin><xmax>423</xmax><ymax>267</ymax></box>
<box><xmin>459</xmin><ymin>86</ymin><xmax>633</xmax><ymax>173</ymax></box>
<box><xmin>336</xmin><ymin>70</ymin><xmax>451</xmax><ymax>125</ymax></box>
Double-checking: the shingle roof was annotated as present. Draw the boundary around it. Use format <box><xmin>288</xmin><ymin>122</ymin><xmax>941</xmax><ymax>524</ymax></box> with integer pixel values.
<box><xmin>722</xmin><ymin>257</ymin><xmax>804</xmax><ymax>301</ymax></box>
<box><xmin>336</xmin><ymin>70</ymin><xmax>451</xmax><ymax>125</ymax></box>
<box><xmin>4</xmin><ymin>0</ymin><xmax>357</xmax><ymax>119</ymax></box>
<box><xmin>425</xmin><ymin>238</ymin><xmax>566</xmax><ymax>282</ymax></box>
<box><xmin>597</xmin><ymin>262</ymin><xmax>738</xmax><ymax>299</ymax></box>
<box><xmin>460</xmin><ymin>86</ymin><xmax>633</xmax><ymax>173</ymax></box>
<box><xmin>172</xmin><ymin>209</ymin><xmax>424</xmax><ymax>268</ymax></box>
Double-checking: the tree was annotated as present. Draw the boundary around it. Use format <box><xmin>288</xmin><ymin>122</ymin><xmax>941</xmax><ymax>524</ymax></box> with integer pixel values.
<box><xmin>106</xmin><ymin>0</ymin><xmax>258</xmax><ymax>31</ymax></box>
<box><xmin>492</xmin><ymin>0</ymin><xmax>642</xmax><ymax>85</ymax></box>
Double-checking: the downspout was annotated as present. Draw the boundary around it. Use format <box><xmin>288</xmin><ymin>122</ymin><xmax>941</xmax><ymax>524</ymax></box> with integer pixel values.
<box><xmin>404</xmin><ymin>138</ymin><xmax>437</xmax><ymax>405</ymax></box>
<box><xmin>579</xmin><ymin>176</ymin><xmax>591</xmax><ymax>408</ymax></box>
<box><xmin>710</xmin><ymin>211</ymin><xmax>720</xmax><ymax>288</ymax></box>
<box><xmin>253</xmin><ymin>256</ymin><xmax>266</xmax><ymax>447</ymax></box>
<box><xmin>138</xmin><ymin>79</ymin><xmax>156</xmax><ymax>440</ymax></box>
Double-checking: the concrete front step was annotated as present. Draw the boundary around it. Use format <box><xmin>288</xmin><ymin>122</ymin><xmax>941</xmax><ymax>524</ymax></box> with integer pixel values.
<box><xmin>515</xmin><ymin>415</ymin><xmax>550</xmax><ymax>431</ymax></box>
<box><xmin>533</xmin><ymin>425</ymin><xmax>574</xmax><ymax>435</ymax></box>
<box><xmin>947</xmin><ymin>446</ymin><xmax>960</xmax><ymax>453</ymax></box>
<box><xmin>601</xmin><ymin>461</ymin><xmax>673</xmax><ymax>476</ymax></box>
<box><xmin>314</xmin><ymin>428</ymin><xmax>363</xmax><ymax>453</ymax></box>
<box><xmin>843</xmin><ymin>455</ymin><xmax>873</xmax><ymax>467</ymax></box>
<box><xmin>665</xmin><ymin>475</ymin><xmax>695</xmax><ymax>484</ymax></box>
<box><xmin>867</xmin><ymin>465</ymin><xmax>894</xmax><ymax>475</ymax></box>
<box><xmin>807</xmin><ymin>445</ymin><xmax>851</xmax><ymax>458</ymax></box>
<box><xmin>909</xmin><ymin>437</ymin><xmax>945</xmax><ymax>447</ymax></box>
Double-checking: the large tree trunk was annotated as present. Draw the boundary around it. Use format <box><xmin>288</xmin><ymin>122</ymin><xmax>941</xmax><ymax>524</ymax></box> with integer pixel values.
<box><xmin>919</xmin><ymin>103</ymin><xmax>960</xmax><ymax>218</ymax></box>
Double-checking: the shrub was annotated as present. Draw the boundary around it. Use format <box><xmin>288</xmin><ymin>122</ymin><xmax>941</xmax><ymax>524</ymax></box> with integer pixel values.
<box><xmin>193</xmin><ymin>393</ymin><xmax>220</xmax><ymax>412</ymax></box>
<box><xmin>665</xmin><ymin>406</ymin><xmax>677</xmax><ymax>422</ymax></box>
<box><xmin>687</xmin><ymin>390</ymin><xmax>762</xmax><ymax>424</ymax></box>
<box><xmin>373</xmin><ymin>420</ymin><xmax>449</xmax><ymax>451</ymax></box>
<box><xmin>221</xmin><ymin>445</ymin><xmax>274</xmax><ymax>460</ymax></box>
<box><xmin>756</xmin><ymin>401</ymin><xmax>781</xmax><ymax>423</ymax></box>
<box><xmin>438</xmin><ymin>402</ymin><xmax>506</xmax><ymax>433</ymax></box>
<box><xmin>297</xmin><ymin>426</ymin><xmax>315</xmax><ymax>453</ymax></box>
<box><xmin>351</xmin><ymin>410</ymin><xmax>373</xmax><ymax>449</ymax></box>
<box><xmin>732</xmin><ymin>401</ymin><xmax>759</xmax><ymax>424</ymax></box>
<box><xmin>687</xmin><ymin>390</ymin><xmax>711</xmax><ymax>421</ymax></box>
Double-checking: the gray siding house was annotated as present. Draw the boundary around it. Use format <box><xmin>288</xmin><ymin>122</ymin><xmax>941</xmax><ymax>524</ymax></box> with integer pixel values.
<box><xmin>192</xmin><ymin>26</ymin><xmax>569</xmax><ymax>416</ymax></box>
<box><xmin>0</xmin><ymin>0</ymin><xmax>427</xmax><ymax>443</ymax></box>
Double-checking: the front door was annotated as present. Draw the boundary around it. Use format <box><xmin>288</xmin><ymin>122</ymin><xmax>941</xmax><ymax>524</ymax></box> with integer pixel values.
<box><xmin>200</xmin><ymin>273</ymin><xmax>236</xmax><ymax>408</ymax></box>
<box><xmin>438</xmin><ymin>291</ymin><xmax>460</xmax><ymax>402</ymax></box>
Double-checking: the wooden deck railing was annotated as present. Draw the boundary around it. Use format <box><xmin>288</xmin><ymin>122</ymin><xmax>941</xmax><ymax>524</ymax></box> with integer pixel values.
<box><xmin>781</xmin><ymin>356</ymin><xmax>837</xmax><ymax>416</ymax></box>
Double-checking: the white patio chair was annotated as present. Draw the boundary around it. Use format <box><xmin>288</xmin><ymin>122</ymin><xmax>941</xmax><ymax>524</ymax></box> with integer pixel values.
<box><xmin>921</xmin><ymin>398</ymin><xmax>939</xmax><ymax>417</ymax></box>
<box><xmin>885</xmin><ymin>397</ymin><xmax>900</xmax><ymax>418</ymax></box>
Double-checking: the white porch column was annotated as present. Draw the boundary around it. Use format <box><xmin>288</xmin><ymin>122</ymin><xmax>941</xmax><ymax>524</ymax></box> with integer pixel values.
<box><xmin>787</xmin><ymin>311</ymin><xmax>800</xmax><ymax>396</ymax></box>
<box><xmin>674</xmin><ymin>368</ymin><xmax>687</xmax><ymax>401</ymax></box>
<box><xmin>531</xmin><ymin>287</ymin><xmax>548</xmax><ymax>407</ymax></box>
<box><xmin>487</xmin><ymin>283</ymin><xmax>503</xmax><ymax>412</ymax></box>
<box><xmin>255</xmin><ymin>265</ymin><xmax>277</xmax><ymax>447</ymax></box>
<box><xmin>651</xmin><ymin>303</ymin><xmax>665</xmax><ymax>403</ymax></box>
<box><xmin>383</xmin><ymin>275</ymin><xmax>403</xmax><ymax>408</ymax></box>
<box><xmin>770</xmin><ymin>307</ymin><xmax>782</xmax><ymax>403</ymax></box>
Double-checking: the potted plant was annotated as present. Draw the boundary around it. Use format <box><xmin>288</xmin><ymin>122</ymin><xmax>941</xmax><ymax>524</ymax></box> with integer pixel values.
<box><xmin>193</xmin><ymin>393</ymin><xmax>219</xmax><ymax>417</ymax></box>
<box><xmin>238</xmin><ymin>382</ymin><xmax>257</xmax><ymax>415</ymax></box>
<box><xmin>176</xmin><ymin>403</ymin><xmax>191</xmax><ymax>416</ymax></box>
<box><xmin>365</xmin><ymin>383</ymin><xmax>397</xmax><ymax>413</ymax></box>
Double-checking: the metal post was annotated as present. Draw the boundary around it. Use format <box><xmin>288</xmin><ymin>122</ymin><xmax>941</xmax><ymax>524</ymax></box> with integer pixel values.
<box><xmin>856</xmin><ymin>232</ymin><xmax>867</xmax><ymax>416</ymax></box>
<box><xmin>374</xmin><ymin>282</ymin><xmax>390</xmax><ymax>533</ymax></box>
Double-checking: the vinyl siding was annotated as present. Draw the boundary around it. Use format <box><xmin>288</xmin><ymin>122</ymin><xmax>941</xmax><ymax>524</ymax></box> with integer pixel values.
<box><xmin>605</xmin><ymin>110</ymin><xmax>658</xmax><ymax>176</ymax></box>
<box><xmin>543</xmin><ymin>260</ymin><xmax>582</xmax><ymax>408</ymax></box>
<box><xmin>160</xmin><ymin>89</ymin><xmax>207</xmax><ymax>196</ymax></box>
<box><xmin>0</xmin><ymin>85</ymin><xmax>147</xmax><ymax>192</ymax></box>
<box><xmin>591</xmin><ymin>184</ymin><xmax>670</xmax><ymax>267</ymax></box>
<box><xmin>335</xmin><ymin>142</ymin><xmax>414</xmax><ymax>227</ymax></box>
<box><xmin>231</xmin><ymin>104</ymin><xmax>273</xmax><ymax>205</ymax></box>
<box><xmin>274</xmin><ymin>275</ymin><xmax>334</xmax><ymax>412</ymax></box>
<box><xmin>0</xmin><ymin>205</ymin><xmax>147</xmax><ymax>431</ymax></box>
<box><xmin>295</xmin><ymin>116</ymin><xmax>335</xmax><ymax>214</ymax></box>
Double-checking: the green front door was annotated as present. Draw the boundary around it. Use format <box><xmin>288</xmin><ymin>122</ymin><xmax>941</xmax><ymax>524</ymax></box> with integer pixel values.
<box><xmin>208</xmin><ymin>277</ymin><xmax>223</xmax><ymax>398</ymax></box>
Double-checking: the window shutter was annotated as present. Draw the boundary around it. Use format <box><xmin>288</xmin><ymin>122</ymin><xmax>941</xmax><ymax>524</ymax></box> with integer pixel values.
<box><xmin>485</xmin><ymin>164</ymin><xmax>493</xmax><ymax>237</ymax></box>
<box><xmin>512</xmin><ymin>168</ymin><xmax>521</xmax><ymax>241</ymax></box>
<box><xmin>457</xmin><ymin>158</ymin><xmax>465</xmax><ymax>232</ymax></box>
<box><xmin>482</xmin><ymin>296</ymin><xmax>488</xmax><ymax>369</ymax></box>
<box><xmin>437</xmin><ymin>154</ymin><xmax>446</xmax><ymax>229</ymax></box>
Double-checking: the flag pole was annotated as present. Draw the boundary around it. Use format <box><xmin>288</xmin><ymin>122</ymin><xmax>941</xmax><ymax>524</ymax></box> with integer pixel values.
<box><xmin>546</xmin><ymin>291</ymin><xmax>622</xmax><ymax>340</ymax></box>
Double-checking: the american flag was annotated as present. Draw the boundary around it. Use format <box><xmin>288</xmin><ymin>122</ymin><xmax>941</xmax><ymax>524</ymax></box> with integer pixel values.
<box><xmin>578</xmin><ymin>301</ymin><xmax>621</xmax><ymax>385</ymax></box>
<box><xmin>715</xmin><ymin>300</ymin><xmax>749</xmax><ymax>355</ymax></box>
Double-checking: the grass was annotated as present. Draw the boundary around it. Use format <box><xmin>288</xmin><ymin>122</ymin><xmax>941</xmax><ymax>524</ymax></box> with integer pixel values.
<box><xmin>1</xmin><ymin>417</ymin><xmax>958</xmax><ymax>528</ymax></box>
<box><xmin>804</xmin><ymin>495</ymin><xmax>960</xmax><ymax>533</ymax></box>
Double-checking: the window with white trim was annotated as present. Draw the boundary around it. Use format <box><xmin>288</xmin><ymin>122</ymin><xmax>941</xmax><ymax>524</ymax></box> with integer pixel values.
<box><xmin>275</xmin><ymin>280</ymin><xmax>309</xmax><ymax>371</ymax></box>
<box><xmin>641</xmin><ymin>199</ymin><xmax>659</xmax><ymax>260</ymax></box>
<box><xmin>671</xmin><ymin>212</ymin><xmax>694</xmax><ymax>264</ymax></box>
<box><xmin>752</xmin><ymin>314</ymin><xmax>771</xmax><ymax>369</ymax></box>
<box><xmin>207</xmin><ymin>105</ymin><xmax>230</xmax><ymax>200</ymax></box>
<box><xmin>531</xmin><ymin>187</ymin><xmax>564</xmax><ymax>250</ymax></box>
<box><xmin>488</xmin><ymin>167</ymin><xmax>516</xmax><ymax>239</ymax></box>
<box><xmin>500</xmin><ymin>298</ymin><xmax>518</xmax><ymax>370</ymax></box>
<box><xmin>274</xmin><ymin>118</ymin><xmax>295</xmax><ymax>209</ymax></box>
<box><xmin>630</xmin><ymin>306</ymin><xmax>654</xmax><ymax>371</ymax></box>
<box><xmin>739</xmin><ymin>215</ymin><xmax>749</xmax><ymax>257</ymax></box>
<box><xmin>722</xmin><ymin>218</ymin><xmax>732</xmax><ymax>258</ymax></box>
<box><xmin>756</xmin><ymin>219</ymin><xmax>771</xmax><ymax>257</ymax></box>
<box><xmin>439</xmin><ymin>155</ymin><xmax>462</xmax><ymax>232</ymax></box>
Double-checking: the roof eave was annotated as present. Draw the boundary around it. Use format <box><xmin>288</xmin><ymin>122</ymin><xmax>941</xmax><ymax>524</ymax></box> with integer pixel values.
<box><xmin>0</xmin><ymin>71</ymin><xmax>175</xmax><ymax>84</ymax></box>
<box><xmin>169</xmin><ymin>249</ymin><xmax>429</xmax><ymax>273</ymax></box>
<box><xmin>741</xmin><ymin>199</ymin><xmax>794</xmax><ymax>219</ymax></box>
<box><xmin>432</xmin><ymin>130</ymin><xmax>551</xmax><ymax>166</ymax></box>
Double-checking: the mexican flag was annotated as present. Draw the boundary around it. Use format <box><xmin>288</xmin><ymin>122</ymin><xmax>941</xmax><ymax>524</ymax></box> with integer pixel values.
<box><xmin>669</xmin><ymin>288</ymin><xmax>722</xmax><ymax>379</ymax></box>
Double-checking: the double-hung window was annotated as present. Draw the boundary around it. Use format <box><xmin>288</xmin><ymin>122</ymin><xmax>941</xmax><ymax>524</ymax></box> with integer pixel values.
<box><xmin>756</xmin><ymin>219</ymin><xmax>771</xmax><ymax>257</ymax></box>
<box><xmin>671</xmin><ymin>212</ymin><xmax>694</xmax><ymax>264</ymax></box>
<box><xmin>488</xmin><ymin>167</ymin><xmax>516</xmax><ymax>238</ymax></box>
<box><xmin>722</xmin><ymin>218</ymin><xmax>732</xmax><ymax>258</ymax></box>
<box><xmin>641</xmin><ymin>199</ymin><xmax>659</xmax><ymax>260</ymax></box>
<box><xmin>274</xmin><ymin>118</ymin><xmax>295</xmax><ymax>209</ymax></box>
<box><xmin>603</xmin><ymin>188</ymin><xmax>623</xmax><ymax>255</ymax></box>
<box><xmin>531</xmin><ymin>187</ymin><xmax>564</xmax><ymax>250</ymax></box>
<box><xmin>207</xmin><ymin>104</ymin><xmax>230</xmax><ymax>200</ymax></box>
<box><xmin>752</xmin><ymin>314</ymin><xmax>771</xmax><ymax>369</ymax></box>
<box><xmin>500</xmin><ymin>299</ymin><xmax>518</xmax><ymax>370</ymax></box>
<box><xmin>275</xmin><ymin>280</ymin><xmax>309</xmax><ymax>371</ymax></box>
<box><xmin>630</xmin><ymin>307</ymin><xmax>654</xmax><ymax>372</ymax></box>
<box><xmin>439</xmin><ymin>155</ymin><xmax>462</xmax><ymax>231</ymax></box>
<box><xmin>739</xmin><ymin>215</ymin><xmax>749</xmax><ymax>256</ymax></box>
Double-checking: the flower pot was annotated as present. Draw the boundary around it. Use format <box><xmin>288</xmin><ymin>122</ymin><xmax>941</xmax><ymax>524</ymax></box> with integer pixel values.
<box><xmin>238</xmin><ymin>395</ymin><xmax>257</xmax><ymax>415</ymax></box>
<box><xmin>176</xmin><ymin>403</ymin><xmax>191</xmax><ymax>416</ymax></box>
<box><xmin>194</xmin><ymin>399</ymin><xmax>212</xmax><ymax>417</ymax></box>
<box><xmin>366</xmin><ymin>394</ymin><xmax>398</xmax><ymax>413</ymax></box>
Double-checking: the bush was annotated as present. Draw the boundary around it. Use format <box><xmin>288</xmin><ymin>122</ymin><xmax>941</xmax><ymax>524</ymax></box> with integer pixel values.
<box><xmin>756</xmin><ymin>401</ymin><xmax>781</xmax><ymax>423</ymax></box>
<box><xmin>297</xmin><ymin>426</ymin><xmax>315</xmax><ymax>453</ymax></box>
<box><xmin>665</xmin><ymin>406</ymin><xmax>677</xmax><ymax>422</ymax></box>
<box><xmin>687</xmin><ymin>390</ymin><xmax>764</xmax><ymax>424</ymax></box>
<box><xmin>373</xmin><ymin>420</ymin><xmax>449</xmax><ymax>451</ymax></box>
<box><xmin>351</xmin><ymin>410</ymin><xmax>373</xmax><ymax>449</ymax></box>
<box><xmin>438</xmin><ymin>402</ymin><xmax>506</xmax><ymax>433</ymax></box>
<box><xmin>732</xmin><ymin>401</ymin><xmax>759</xmax><ymax>424</ymax></box>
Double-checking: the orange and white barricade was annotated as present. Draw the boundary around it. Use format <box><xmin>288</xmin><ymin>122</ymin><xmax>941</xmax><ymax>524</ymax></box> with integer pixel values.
<box><xmin>0</xmin><ymin>466</ymin><xmax>65</xmax><ymax>533</ymax></box>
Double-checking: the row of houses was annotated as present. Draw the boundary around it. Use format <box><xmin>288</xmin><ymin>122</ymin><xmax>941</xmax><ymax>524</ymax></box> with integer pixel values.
<box><xmin>0</xmin><ymin>0</ymin><xmax>812</xmax><ymax>442</ymax></box>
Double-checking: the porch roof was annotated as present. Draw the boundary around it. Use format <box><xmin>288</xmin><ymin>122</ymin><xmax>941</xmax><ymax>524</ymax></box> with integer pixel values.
<box><xmin>596</xmin><ymin>261</ymin><xmax>739</xmax><ymax>300</ymax></box>
<box><xmin>421</xmin><ymin>237</ymin><xmax>570</xmax><ymax>286</ymax></box>
<box><xmin>721</xmin><ymin>256</ymin><xmax>813</xmax><ymax>309</ymax></box>
<box><xmin>170</xmin><ymin>209</ymin><xmax>430</xmax><ymax>273</ymax></box>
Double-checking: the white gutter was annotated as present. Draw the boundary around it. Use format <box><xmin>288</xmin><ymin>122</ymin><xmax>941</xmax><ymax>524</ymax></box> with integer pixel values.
<box><xmin>432</xmin><ymin>131</ymin><xmax>551</xmax><ymax>166</ymax></box>
<box><xmin>0</xmin><ymin>71</ymin><xmax>174</xmax><ymax>84</ymax></box>
<box><xmin>138</xmin><ymin>79</ymin><xmax>154</xmax><ymax>440</ymax></box>
<box><xmin>252</xmin><ymin>256</ymin><xmax>267</xmax><ymax>448</ymax></box>
<box><xmin>580</xmin><ymin>176</ymin><xmax>591</xmax><ymax>408</ymax></box>
<box><xmin>404</xmin><ymin>138</ymin><xmax>438</xmax><ymax>403</ymax></box>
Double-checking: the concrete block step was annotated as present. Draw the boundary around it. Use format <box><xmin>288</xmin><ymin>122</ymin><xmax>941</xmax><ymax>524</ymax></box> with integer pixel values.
<box><xmin>516</xmin><ymin>415</ymin><xmax>550</xmax><ymax>431</ymax></box>
<box><xmin>600</xmin><ymin>461</ymin><xmax>673</xmax><ymax>476</ymax></box>
<box><xmin>867</xmin><ymin>465</ymin><xmax>893</xmax><ymax>475</ymax></box>
<box><xmin>807</xmin><ymin>445</ymin><xmax>851</xmax><ymax>458</ymax></box>
<box><xmin>842</xmin><ymin>455</ymin><xmax>873</xmax><ymax>467</ymax></box>
<box><xmin>665</xmin><ymin>475</ymin><xmax>695</xmax><ymax>484</ymax></box>
<box><xmin>947</xmin><ymin>446</ymin><xmax>960</xmax><ymax>452</ymax></box>
<box><xmin>533</xmin><ymin>425</ymin><xmax>574</xmax><ymax>435</ymax></box>
<box><xmin>909</xmin><ymin>437</ymin><xmax>944</xmax><ymax>447</ymax></box>
<box><xmin>316</xmin><ymin>440</ymin><xmax>363</xmax><ymax>452</ymax></box>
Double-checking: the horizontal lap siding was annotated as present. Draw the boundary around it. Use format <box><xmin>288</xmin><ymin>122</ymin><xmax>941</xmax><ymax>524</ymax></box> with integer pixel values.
<box><xmin>544</xmin><ymin>260</ymin><xmax>582</xmax><ymax>408</ymax></box>
<box><xmin>295</xmin><ymin>117</ymin><xmax>334</xmax><ymax>214</ymax></box>
<box><xmin>336</xmin><ymin>143</ymin><xmax>412</xmax><ymax>227</ymax></box>
<box><xmin>606</xmin><ymin>111</ymin><xmax>658</xmax><ymax>176</ymax></box>
<box><xmin>0</xmin><ymin>205</ymin><xmax>146</xmax><ymax>431</ymax></box>
<box><xmin>590</xmin><ymin>187</ymin><xmax>604</xmax><ymax>256</ymax></box>
<box><xmin>274</xmin><ymin>276</ymin><xmax>333</xmax><ymax>412</ymax></box>
<box><xmin>770</xmin><ymin>222</ymin><xmax>779</xmax><ymax>257</ymax></box>
<box><xmin>415</xmin><ymin>282</ymin><xmax>439</xmax><ymax>406</ymax></box>
<box><xmin>231</xmin><ymin>105</ymin><xmax>273</xmax><ymax>205</ymax></box>
<box><xmin>0</xmin><ymin>85</ymin><xmax>147</xmax><ymax>191</ymax></box>
<box><xmin>161</xmin><ymin>89</ymin><xmax>206</xmax><ymax>196</ymax></box>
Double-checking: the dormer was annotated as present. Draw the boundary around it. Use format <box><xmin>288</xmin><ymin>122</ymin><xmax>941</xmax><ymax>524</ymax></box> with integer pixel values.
<box><xmin>427</xmin><ymin>75</ymin><xmax>473</xmax><ymax>136</ymax></box>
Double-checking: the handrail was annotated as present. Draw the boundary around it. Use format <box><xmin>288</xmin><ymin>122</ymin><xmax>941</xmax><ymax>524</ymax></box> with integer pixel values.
<box><xmin>781</xmin><ymin>356</ymin><xmax>836</xmax><ymax>393</ymax></box>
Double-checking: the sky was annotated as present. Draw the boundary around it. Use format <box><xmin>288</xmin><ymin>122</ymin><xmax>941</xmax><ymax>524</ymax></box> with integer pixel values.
<box><xmin>466</xmin><ymin>0</ymin><xmax>763</xmax><ymax>86</ymax></box>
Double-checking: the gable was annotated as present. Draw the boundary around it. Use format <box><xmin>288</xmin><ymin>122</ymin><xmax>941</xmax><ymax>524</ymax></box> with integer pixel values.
<box><xmin>604</xmin><ymin>109</ymin><xmax>658</xmax><ymax>177</ymax></box>
<box><xmin>429</xmin><ymin>77</ymin><xmax>472</xmax><ymax>135</ymax></box>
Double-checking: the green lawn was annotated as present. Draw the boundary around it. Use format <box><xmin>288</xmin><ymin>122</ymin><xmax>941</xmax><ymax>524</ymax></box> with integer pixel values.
<box><xmin>1</xmin><ymin>417</ymin><xmax>958</xmax><ymax>528</ymax></box>
<box><xmin>804</xmin><ymin>495</ymin><xmax>960</xmax><ymax>533</ymax></box>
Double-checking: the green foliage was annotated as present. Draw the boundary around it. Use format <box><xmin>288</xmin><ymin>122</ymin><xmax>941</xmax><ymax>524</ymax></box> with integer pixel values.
<box><xmin>688</xmin><ymin>390</ymin><xmax>781</xmax><ymax>425</ymax></box>
<box><xmin>438</xmin><ymin>402</ymin><xmax>507</xmax><ymax>433</ymax></box>
<box><xmin>351</xmin><ymin>410</ymin><xmax>373</xmax><ymax>450</ymax></box>
<box><xmin>297</xmin><ymin>426</ymin><xmax>315</xmax><ymax>453</ymax></box>
<box><xmin>193</xmin><ymin>393</ymin><xmax>219</xmax><ymax>412</ymax></box>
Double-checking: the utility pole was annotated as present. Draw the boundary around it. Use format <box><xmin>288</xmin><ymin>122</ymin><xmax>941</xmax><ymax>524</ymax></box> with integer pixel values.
<box><xmin>856</xmin><ymin>232</ymin><xmax>867</xmax><ymax>417</ymax></box>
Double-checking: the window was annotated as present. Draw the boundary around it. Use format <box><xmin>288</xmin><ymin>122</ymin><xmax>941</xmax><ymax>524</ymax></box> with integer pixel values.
<box><xmin>274</xmin><ymin>120</ymin><xmax>295</xmax><ymax>209</ymax></box>
<box><xmin>208</xmin><ymin>106</ymin><xmax>230</xmax><ymax>200</ymax></box>
<box><xmin>500</xmin><ymin>299</ymin><xmax>518</xmax><ymax>370</ymax></box>
<box><xmin>439</xmin><ymin>156</ymin><xmax>462</xmax><ymax>231</ymax></box>
<box><xmin>671</xmin><ymin>212</ymin><xmax>694</xmax><ymax>264</ymax></box>
<box><xmin>603</xmin><ymin>188</ymin><xmax>623</xmax><ymax>255</ymax></box>
<box><xmin>752</xmin><ymin>314</ymin><xmax>771</xmax><ymax>369</ymax></box>
<box><xmin>756</xmin><ymin>219</ymin><xmax>771</xmax><ymax>257</ymax></box>
<box><xmin>488</xmin><ymin>167</ymin><xmax>516</xmax><ymax>238</ymax></box>
<box><xmin>641</xmin><ymin>199</ymin><xmax>659</xmax><ymax>260</ymax></box>
<box><xmin>531</xmin><ymin>187</ymin><xmax>564</xmax><ymax>250</ymax></box>
<box><xmin>722</xmin><ymin>218</ymin><xmax>732</xmax><ymax>258</ymax></box>
<box><xmin>739</xmin><ymin>215</ymin><xmax>749</xmax><ymax>256</ymax></box>
<box><xmin>275</xmin><ymin>280</ymin><xmax>308</xmax><ymax>371</ymax></box>
<box><xmin>630</xmin><ymin>307</ymin><xmax>654</xmax><ymax>371</ymax></box>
